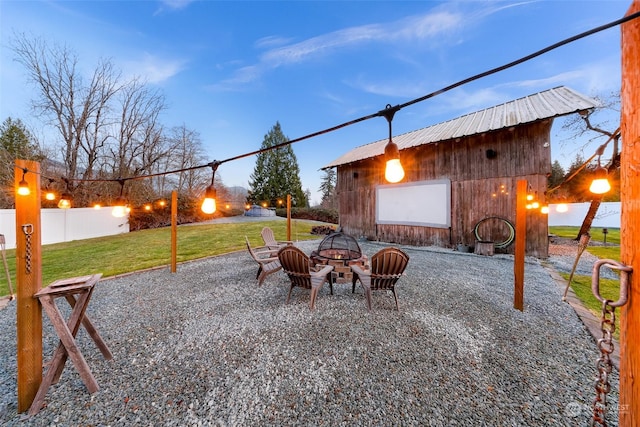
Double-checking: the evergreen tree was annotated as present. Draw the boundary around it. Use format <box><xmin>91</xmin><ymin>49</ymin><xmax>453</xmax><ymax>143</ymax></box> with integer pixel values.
<box><xmin>248</xmin><ymin>122</ymin><xmax>307</xmax><ymax>207</ymax></box>
<box><xmin>0</xmin><ymin>117</ymin><xmax>45</xmax><ymax>208</ymax></box>
<box><xmin>547</xmin><ymin>160</ymin><xmax>565</xmax><ymax>191</ymax></box>
<box><xmin>562</xmin><ymin>154</ymin><xmax>593</xmax><ymax>203</ymax></box>
<box><xmin>0</xmin><ymin>117</ymin><xmax>42</xmax><ymax>159</ymax></box>
<box><xmin>319</xmin><ymin>168</ymin><xmax>337</xmax><ymax>210</ymax></box>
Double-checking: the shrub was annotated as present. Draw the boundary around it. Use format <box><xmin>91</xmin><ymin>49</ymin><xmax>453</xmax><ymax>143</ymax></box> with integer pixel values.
<box><xmin>276</xmin><ymin>207</ymin><xmax>338</xmax><ymax>224</ymax></box>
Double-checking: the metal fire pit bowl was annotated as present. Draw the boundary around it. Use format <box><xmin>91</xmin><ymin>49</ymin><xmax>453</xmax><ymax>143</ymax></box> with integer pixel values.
<box><xmin>310</xmin><ymin>231</ymin><xmax>362</xmax><ymax>263</ymax></box>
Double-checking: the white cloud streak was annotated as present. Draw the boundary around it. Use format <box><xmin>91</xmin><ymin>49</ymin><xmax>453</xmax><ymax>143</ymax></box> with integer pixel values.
<box><xmin>123</xmin><ymin>53</ymin><xmax>186</xmax><ymax>84</ymax></box>
<box><xmin>212</xmin><ymin>9</ymin><xmax>463</xmax><ymax>91</ymax></box>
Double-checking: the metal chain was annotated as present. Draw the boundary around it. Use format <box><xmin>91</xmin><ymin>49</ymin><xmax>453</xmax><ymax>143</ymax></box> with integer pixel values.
<box><xmin>22</xmin><ymin>224</ymin><xmax>33</xmax><ymax>274</ymax></box>
<box><xmin>589</xmin><ymin>259</ymin><xmax>632</xmax><ymax>427</ymax></box>
<box><xmin>591</xmin><ymin>299</ymin><xmax>615</xmax><ymax>427</ymax></box>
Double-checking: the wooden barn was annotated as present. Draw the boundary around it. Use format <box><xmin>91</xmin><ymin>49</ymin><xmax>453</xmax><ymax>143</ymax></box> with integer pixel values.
<box><xmin>323</xmin><ymin>86</ymin><xmax>598</xmax><ymax>258</ymax></box>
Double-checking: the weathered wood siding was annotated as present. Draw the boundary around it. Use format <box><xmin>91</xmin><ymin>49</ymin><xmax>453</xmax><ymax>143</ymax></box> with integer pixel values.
<box><xmin>336</xmin><ymin>121</ymin><xmax>552</xmax><ymax>257</ymax></box>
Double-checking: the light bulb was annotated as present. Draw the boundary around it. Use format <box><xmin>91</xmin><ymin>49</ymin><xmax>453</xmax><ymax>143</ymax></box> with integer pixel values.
<box><xmin>590</xmin><ymin>178</ymin><xmax>611</xmax><ymax>194</ymax></box>
<box><xmin>201</xmin><ymin>197</ymin><xmax>216</xmax><ymax>214</ymax></box>
<box><xmin>58</xmin><ymin>193</ymin><xmax>72</xmax><ymax>209</ymax></box>
<box><xmin>112</xmin><ymin>205</ymin><xmax>127</xmax><ymax>217</ymax></box>
<box><xmin>556</xmin><ymin>203</ymin><xmax>568</xmax><ymax>213</ymax></box>
<box><xmin>112</xmin><ymin>196</ymin><xmax>127</xmax><ymax>217</ymax></box>
<box><xmin>201</xmin><ymin>186</ymin><xmax>217</xmax><ymax>214</ymax></box>
<box><xmin>17</xmin><ymin>170</ymin><xmax>30</xmax><ymax>195</ymax></box>
<box><xmin>17</xmin><ymin>183</ymin><xmax>30</xmax><ymax>196</ymax></box>
<box><xmin>385</xmin><ymin>158</ymin><xmax>405</xmax><ymax>183</ymax></box>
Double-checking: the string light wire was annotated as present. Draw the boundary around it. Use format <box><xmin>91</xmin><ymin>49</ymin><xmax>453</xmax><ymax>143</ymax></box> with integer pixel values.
<box><xmin>18</xmin><ymin>11</ymin><xmax>640</xmax><ymax>198</ymax></box>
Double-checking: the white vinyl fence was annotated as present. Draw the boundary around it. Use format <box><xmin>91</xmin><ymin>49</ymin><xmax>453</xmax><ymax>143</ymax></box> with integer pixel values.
<box><xmin>548</xmin><ymin>202</ymin><xmax>621</xmax><ymax>228</ymax></box>
<box><xmin>0</xmin><ymin>208</ymin><xmax>129</xmax><ymax>250</ymax></box>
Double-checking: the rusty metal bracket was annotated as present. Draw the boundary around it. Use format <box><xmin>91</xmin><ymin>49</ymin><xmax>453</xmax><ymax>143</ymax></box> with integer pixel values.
<box><xmin>591</xmin><ymin>259</ymin><xmax>633</xmax><ymax>308</ymax></box>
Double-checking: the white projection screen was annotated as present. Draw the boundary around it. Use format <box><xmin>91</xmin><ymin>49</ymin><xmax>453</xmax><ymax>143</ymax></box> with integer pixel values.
<box><xmin>376</xmin><ymin>179</ymin><xmax>451</xmax><ymax>228</ymax></box>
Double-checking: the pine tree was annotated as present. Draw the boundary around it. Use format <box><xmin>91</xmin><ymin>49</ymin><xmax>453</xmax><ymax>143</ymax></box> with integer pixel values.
<box><xmin>562</xmin><ymin>154</ymin><xmax>593</xmax><ymax>202</ymax></box>
<box><xmin>547</xmin><ymin>160</ymin><xmax>565</xmax><ymax>191</ymax></box>
<box><xmin>0</xmin><ymin>117</ymin><xmax>45</xmax><ymax>208</ymax></box>
<box><xmin>319</xmin><ymin>168</ymin><xmax>337</xmax><ymax>210</ymax></box>
<box><xmin>248</xmin><ymin>122</ymin><xmax>308</xmax><ymax>207</ymax></box>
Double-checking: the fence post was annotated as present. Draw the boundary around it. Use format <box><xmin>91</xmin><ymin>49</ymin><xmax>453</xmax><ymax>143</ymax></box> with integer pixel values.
<box><xmin>14</xmin><ymin>159</ymin><xmax>43</xmax><ymax>412</ymax></box>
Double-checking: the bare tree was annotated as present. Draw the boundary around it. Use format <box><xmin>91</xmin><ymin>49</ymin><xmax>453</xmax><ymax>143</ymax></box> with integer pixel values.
<box><xmin>163</xmin><ymin>125</ymin><xmax>209</xmax><ymax>197</ymax></box>
<box><xmin>9</xmin><ymin>34</ymin><xmax>192</xmax><ymax>207</ymax></box>
<box><xmin>108</xmin><ymin>78</ymin><xmax>167</xmax><ymax>178</ymax></box>
<box><xmin>11</xmin><ymin>34</ymin><xmax>121</xmax><ymax>195</ymax></box>
<box><xmin>559</xmin><ymin>92</ymin><xmax>621</xmax><ymax>239</ymax></box>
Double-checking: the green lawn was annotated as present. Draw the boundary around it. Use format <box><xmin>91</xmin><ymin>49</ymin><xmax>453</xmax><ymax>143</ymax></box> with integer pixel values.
<box><xmin>549</xmin><ymin>226</ymin><xmax>622</xmax><ymax>339</ymax></box>
<box><xmin>0</xmin><ymin>219</ymin><xmax>331</xmax><ymax>297</ymax></box>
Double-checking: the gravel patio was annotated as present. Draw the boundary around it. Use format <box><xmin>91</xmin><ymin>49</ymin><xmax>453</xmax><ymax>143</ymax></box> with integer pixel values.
<box><xmin>0</xmin><ymin>238</ymin><xmax>620</xmax><ymax>426</ymax></box>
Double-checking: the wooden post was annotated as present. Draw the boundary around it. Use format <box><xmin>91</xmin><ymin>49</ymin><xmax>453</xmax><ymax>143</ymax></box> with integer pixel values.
<box><xmin>170</xmin><ymin>190</ymin><xmax>177</xmax><ymax>273</ymax></box>
<box><xmin>14</xmin><ymin>160</ymin><xmax>43</xmax><ymax>412</ymax></box>
<box><xmin>286</xmin><ymin>194</ymin><xmax>292</xmax><ymax>241</ymax></box>
<box><xmin>513</xmin><ymin>179</ymin><xmax>527</xmax><ymax>311</ymax></box>
<box><xmin>620</xmin><ymin>2</ymin><xmax>640</xmax><ymax>423</ymax></box>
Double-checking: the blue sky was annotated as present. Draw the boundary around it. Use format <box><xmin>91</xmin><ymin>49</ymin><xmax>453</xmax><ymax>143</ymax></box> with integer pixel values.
<box><xmin>0</xmin><ymin>0</ymin><xmax>631</xmax><ymax>205</ymax></box>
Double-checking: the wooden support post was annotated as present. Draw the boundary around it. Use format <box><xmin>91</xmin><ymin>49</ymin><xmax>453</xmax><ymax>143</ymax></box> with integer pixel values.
<box><xmin>171</xmin><ymin>190</ymin><xmax>177</xmax><ymax>273</ymax></box>
<box><xmin>513</xmin><ymin>179</ymin><xmax>527</xmax><ymax>311</ymax></box>
<box><xmin>15</xmin><ymin>160</ymin><xmax>43</xmax><ymax>412</ymax></box>
<box><xmin>620</xmin><ymin>2</ymin><xmax>640</xmax><ymax>424</ymax></box>
<box><xmin>287</xmin><ymin>194</ymin><xmax>292</xmax><ymax>242</ymax></box>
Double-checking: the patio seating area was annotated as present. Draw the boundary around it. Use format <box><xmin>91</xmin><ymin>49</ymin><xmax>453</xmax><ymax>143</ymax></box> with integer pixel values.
<box><xmin>0</xmin><ymin>239</ymin><xmax>620</xmax><ymax>426</ymax></box>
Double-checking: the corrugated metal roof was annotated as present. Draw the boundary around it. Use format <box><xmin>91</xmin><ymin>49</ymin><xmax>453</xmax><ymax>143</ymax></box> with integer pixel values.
<box><xmin>323</xmin><ymin>86</ymin><xmax>598</xmax><ymax>169</ymax></box>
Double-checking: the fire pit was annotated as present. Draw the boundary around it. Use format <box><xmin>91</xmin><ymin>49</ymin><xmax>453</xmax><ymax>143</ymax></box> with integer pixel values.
<box><xmin>310</xmin><ymin>231</ymin><xmax>367</xmax><ymax>286</ymax></box>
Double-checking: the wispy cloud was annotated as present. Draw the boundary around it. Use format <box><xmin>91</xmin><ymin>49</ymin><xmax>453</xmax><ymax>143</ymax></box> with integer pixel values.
<box><xmin>161</xmin><ymin>0</ymin><xmax>196</xmax><ymax>9</ymax></box>
<box><xmin>154</xmin><ymin>0</ymin><xmax>197</xmax><ymax>15</ymax></box>
<box><xmin>211</xmin><ymin>9</ymin><xmax>463</xmax><ymax>92</ymax></box>
<box><xmin>261</xmin><ymin>10</ymin><xmax>461</xmax><ymax>67</ymax></box>
<box><xmin>123</xmin><ymin>53</ymin><xmax>186</xmax><ymax>84</ymax></box>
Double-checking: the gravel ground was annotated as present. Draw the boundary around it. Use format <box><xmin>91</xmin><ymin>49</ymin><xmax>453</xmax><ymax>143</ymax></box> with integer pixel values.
<box><xmin>0</xmin><ymin>239</ymin><xmax>620</xmax><ymax>426</ymax></box>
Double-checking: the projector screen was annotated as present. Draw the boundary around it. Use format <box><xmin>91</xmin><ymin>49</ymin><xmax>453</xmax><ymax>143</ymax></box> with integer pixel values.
<box><xmin>376</xmin><ymin>179</ymin><xmax>451</xmax><ymax>228</ymax></box>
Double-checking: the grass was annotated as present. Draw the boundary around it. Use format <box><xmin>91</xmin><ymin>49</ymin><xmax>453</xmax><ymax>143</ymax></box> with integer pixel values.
<box><xmin>0</xmin><ymin>219</ymin><xmax>332</xmax><ymax>297</ymax></box>
<box><xmin>549</xmin><ymin>225</ymin><xmax>620</xmax><ymax>246</ymax></box>
<box><xmin>549</xmin><ymin>226</ymin><xmax>622</xmax><ymax>340</ymax></box>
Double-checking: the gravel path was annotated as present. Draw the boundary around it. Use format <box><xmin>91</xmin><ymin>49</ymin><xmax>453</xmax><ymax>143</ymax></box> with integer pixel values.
<box><xmin>0</xmin><ymin>239</ymin><xmax>620</xmax><ymax>426</ymax></box>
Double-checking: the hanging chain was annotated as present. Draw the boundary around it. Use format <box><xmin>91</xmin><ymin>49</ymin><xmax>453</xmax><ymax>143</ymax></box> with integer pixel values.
<box><xmin>591</xmin><ymin>298</ymin><xmax>615</xmax><ymax>427</ymax></box>
<box><xmin>590</xmin><ymin>259</ymin><xmax>632</xmax><ymax>427</ymax></box>
<box><xmin>22</xmin><ymin>224</ymin><xmax>33</xmax><ymax>274</ymax></box>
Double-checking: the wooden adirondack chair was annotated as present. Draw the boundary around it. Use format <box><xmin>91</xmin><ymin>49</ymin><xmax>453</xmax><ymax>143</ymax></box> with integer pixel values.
<box><xmin>261</xmin><ymin>227</ymin><xmax>293</xmax><ymax>250</ymax></box>
<box><xmin>245</xmin><ymin>237</ymin><xmax>282</xmax><ymax>286</ymax></box>
<box><xmin>351</xmin><ymin>247</ymin><xmax>409</xmax><ymax>310</ymax></box>
<box><xmin>277</xmin><ymin>246</ymin><xmax>333</xmax><ymax>310</ymax></box>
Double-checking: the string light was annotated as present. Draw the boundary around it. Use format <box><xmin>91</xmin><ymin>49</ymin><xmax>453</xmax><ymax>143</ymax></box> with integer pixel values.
<box><xmin>17</xmin><ymin>168</ymin><xmax>30</xmax><ymax>196</ymax></box>
<box><xmin>57</xmin><ymin>193</ymin><xmax>72</xmax><ymax>209</ymax></box>
<box><xmin>380</xmin><ymin>104</ymin><xmax>405</xmax><ymax>183</ymax></box>
<box><xmin>16</xmin><ymin>12</ymin><xmax>639</xmax><ymax>210</ymax></box>
<box><xmin>112</xmin><ymin>180</ymin><xmax>128</xmax><ymax>217</ymax></box>
<box><xmin>201</xmin><ymin>161</ymin><xmax>220</xmax><ymax>214</ymax></box>
<box><xmin>111</xmin><ymin>197</ymin><xmax>127</xmax><ymax>217</ymax></box>
<box><xmin>589</xmin><ymin>144</ymin><xmax>611</xmax><ymax>194</ymax></box>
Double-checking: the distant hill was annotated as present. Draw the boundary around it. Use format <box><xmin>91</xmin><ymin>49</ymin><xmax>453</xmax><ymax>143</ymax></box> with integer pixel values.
<box><xmin>228</xmin><ymin>186</ymin><xmax>248</xmax><ymax>195</ymax></box>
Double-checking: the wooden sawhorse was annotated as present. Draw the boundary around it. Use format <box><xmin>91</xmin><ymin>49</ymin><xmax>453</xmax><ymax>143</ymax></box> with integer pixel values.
<box><xmin>29</xmin><ymin>274</ymin><xmax>113</xmax><ymax>415</ymax></box>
